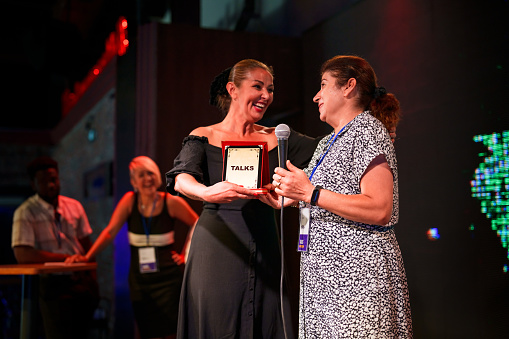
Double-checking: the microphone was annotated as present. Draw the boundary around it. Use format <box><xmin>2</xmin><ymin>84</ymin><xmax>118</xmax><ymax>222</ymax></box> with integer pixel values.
<box><xmin>275</xmin><ymin>123</ymin><xmax>291</xmax><ymax>339</ymax></box>
<box><xmin>275</xmin><ymin>124</ymin><xmax>291</xmax><ymax>169</ymax></box>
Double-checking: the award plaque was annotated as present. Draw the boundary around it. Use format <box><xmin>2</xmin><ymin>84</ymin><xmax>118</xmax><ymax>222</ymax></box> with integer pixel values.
<box><xmin>222</xmin><ymin>141</ymin><xmax>269</xmax><ymax>194</ymax></box>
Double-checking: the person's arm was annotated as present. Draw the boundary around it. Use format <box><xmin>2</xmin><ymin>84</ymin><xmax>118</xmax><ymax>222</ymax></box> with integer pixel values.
<box><xmin>12</xmin><ymin>206</ymin><xmax>72</xmax><ymax>263</ymax></box>
<box><xmin>86</xmin><ymin>192</ymin><xmax>134</xmax><ymax>260</ymax></box>
<box><xmin>174</xmin><ymin>173</ymin><xmax>257</xmax><ymax>204</ymax></box>
<box><xmin>13</xmin><ymin>245</ymin><xmax>70</xmax><ymax>263</ymax></box>
<box><xmin>167</xmin><ymin>194</ymin><xmax>198</xmax><ymax>227</ymax></box>
<box><xmin>65</xmin><ymin>192</ymin><xmax>133</xmax><ymax>263</ymax></box>
<box><xmin>274</xmin><ymin>156</ymin><xmax>394</xmax><ymax>225</ymax></box>
<box><xmin>166</xmin><ymin>193</ymin><xmax>199</xmax><ymax>264</ymax></box>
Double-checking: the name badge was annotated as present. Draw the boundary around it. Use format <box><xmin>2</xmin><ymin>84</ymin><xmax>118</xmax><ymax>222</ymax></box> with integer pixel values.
<box><xmin>298</xmin><ymin>207</ymin><xmax>310</xmax><ymax>252</ymax></box>
<box><xmin>138</xmin><ymin>247</ymin><xmax>158</xmax><ymax>273</ymax></box>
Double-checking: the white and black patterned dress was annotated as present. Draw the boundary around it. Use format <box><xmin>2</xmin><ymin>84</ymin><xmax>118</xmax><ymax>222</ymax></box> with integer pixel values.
<box><xmin>299</xmin><ymin>111</ymin><xmax>412</xmax><ymax>338</ymax></box>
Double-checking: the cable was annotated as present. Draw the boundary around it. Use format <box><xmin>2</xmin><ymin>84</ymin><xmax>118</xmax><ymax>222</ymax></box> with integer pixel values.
<box><xmin>280</xmin><ymin>197</ymin><xmax>288</xmax><ymax>339</ymax></box>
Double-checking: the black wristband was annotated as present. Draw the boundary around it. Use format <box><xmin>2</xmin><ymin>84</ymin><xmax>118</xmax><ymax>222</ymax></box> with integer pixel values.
<box><xmin>310</xmin><ymin>185</ymin><xmax>323</xmax><ymax>206</ymax></box>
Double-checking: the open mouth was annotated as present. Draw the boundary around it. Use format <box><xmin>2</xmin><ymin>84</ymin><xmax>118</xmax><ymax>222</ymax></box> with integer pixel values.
<box><xmin>254</xmin><ymin>102</ymin><xmax>266</xmax><ymax>111</ymax></box>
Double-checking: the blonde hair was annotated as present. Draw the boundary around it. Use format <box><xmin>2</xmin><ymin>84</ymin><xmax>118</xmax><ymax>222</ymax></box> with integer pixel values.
<box><xmin>129</xmin><ymin>156</ymin><xmax>162</xmax><ymax>189</ymax></box>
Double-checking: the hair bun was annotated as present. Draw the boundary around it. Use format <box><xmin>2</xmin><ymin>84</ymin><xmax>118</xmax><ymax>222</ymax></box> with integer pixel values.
<box><xmin>374</xmin><ymin>86</ymin><xmax>387</xmax><ymax>98</ymax></box>
<box><xmin>209</xmin><ymin>67</ymin><xmax>232</xmax><ymax>106</ymax></box>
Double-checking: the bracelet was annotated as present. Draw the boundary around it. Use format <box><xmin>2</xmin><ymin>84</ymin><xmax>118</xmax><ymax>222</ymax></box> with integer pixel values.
<box><xmin>310</xmin><ymin>185</ymin><xmax>323</xmax><ymax>206</ymax></box>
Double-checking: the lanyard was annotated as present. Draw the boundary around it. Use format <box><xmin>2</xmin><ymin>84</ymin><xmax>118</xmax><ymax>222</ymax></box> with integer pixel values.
<box><xmin>141</xmin><ymin>195</ymin><xmax>158</xmax><ymax>246</ymax></box>
<box><xmin>309</xmin><ymin>122</ymin><xmax>350</xmax><ymax>181</ymax></box>
<box><xmin>54</xmin><ymin>210</ymin><xmax>62</xmax><ymax>248</ymax></box>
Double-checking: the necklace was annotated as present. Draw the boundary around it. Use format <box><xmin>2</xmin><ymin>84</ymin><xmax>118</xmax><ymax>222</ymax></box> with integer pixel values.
<box><xmin>140</xmin><ymin>193</ymin><xmax>158</xmax><ymax>210</ymax></box>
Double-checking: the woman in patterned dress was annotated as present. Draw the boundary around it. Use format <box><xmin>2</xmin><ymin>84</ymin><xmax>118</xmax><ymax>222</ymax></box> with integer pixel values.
<box><xmin>262</xmin><ymin>55</ymin><xmax>412</xmax><ymax>338</ymax></box>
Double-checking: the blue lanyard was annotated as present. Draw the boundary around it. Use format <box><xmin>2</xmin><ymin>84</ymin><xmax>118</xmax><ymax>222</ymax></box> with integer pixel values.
<box><xmin>309</xmin><ymin>122</ymin><xmax>350</xmax><ymax>181</ymax></box>
<box><xmin>141</xmin><ymin>195</ymin><xmax>158</xmax><ymax>246</ymax></box>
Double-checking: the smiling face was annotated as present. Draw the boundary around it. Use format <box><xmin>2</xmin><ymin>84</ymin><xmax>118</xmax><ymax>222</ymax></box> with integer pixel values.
<box><xmin>129</xmin><ymin>156</ymin><xmax>162</xmax><ymax>195</ymax></box>
<box><xmin>229</xmin><ymin>67</ymin><xmax>274</xmax><ymax>122</ymax></box>
<box><xmin>313</xmin><ymin>71</ymin><xmax>345</xmax><ymax>124</ymax></box>
<box><xmin>130</xmin><ymin>166</ymin><xmax>159</xmax><ymax>195</ymax></box>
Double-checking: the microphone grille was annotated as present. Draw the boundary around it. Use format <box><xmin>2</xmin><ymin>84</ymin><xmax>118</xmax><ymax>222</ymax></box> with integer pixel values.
<box><xmin>275</xmin><ymin>124</ymin><xmax>291</xmax><ymax>139</ymax></box>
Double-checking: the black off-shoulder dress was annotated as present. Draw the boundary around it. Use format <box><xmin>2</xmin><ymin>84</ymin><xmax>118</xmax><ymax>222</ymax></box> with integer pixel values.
<box><xmin>166</xmin><ymin>130</ymin><xmax>319</xmax><ymax>339</ymax></box>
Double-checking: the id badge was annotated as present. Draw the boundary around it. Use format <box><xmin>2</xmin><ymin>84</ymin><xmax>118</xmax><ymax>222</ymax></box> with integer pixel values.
<box><xmin>139</xmin><ymin>247</ymin><xmax>158</xmax><ymax>273</ymax></box>
<box><xmin>298</xmin><ymin>207</ymin><xmax>310</xmax><ymax>252</ymax></box>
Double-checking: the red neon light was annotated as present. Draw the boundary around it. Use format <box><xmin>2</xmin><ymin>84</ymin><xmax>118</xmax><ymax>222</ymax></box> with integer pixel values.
<box><xmin>116</xmin><ymin>17</ymin><xmax>128</xmax><ymax>56</ymax></box>
<box><xmin>61</xmin><ymin>16</ymin><xmax>129</xmax><ymax>115</ymax></box>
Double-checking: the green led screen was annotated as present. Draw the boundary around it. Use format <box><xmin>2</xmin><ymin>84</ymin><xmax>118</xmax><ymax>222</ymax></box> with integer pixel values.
<box><xmin>471</xmin><ymin>130</ymin><xmax>509</xmax><ymax>266</ymax></box>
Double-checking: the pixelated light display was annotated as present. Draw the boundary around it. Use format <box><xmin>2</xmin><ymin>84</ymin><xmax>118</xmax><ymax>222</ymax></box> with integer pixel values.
<box><xmin>470</xmin><ymin>130</ymin><xmax>509</xmax><ymax>262</ymax></box>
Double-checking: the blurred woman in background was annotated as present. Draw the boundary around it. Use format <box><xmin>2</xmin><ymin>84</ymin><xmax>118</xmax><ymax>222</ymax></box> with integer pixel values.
<box><xmin>67</xmin><ymin>156</ymin><xmax>198</xmax><ymax>339</ymax></box>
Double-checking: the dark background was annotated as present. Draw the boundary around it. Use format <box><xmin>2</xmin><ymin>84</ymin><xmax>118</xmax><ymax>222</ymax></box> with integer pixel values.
<box><xmin>1</xmin><ymin>0</ymin><xmax>508</xmax><ymax>338</ymax></box>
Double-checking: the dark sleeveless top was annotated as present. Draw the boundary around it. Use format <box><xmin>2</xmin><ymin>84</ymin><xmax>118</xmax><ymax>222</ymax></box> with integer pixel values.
<box><xmin>128</xmin><ymin>193</ymin><xmax>177</xmax><ymax>268</ymax></box>
<box><xmin>127</xmin><ymin>192</ymin><xmax>184</xmax><ymax>338</ymax></box>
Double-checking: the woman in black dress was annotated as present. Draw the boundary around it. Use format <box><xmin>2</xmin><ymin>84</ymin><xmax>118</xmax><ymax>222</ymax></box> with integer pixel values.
<box><xmin>166</xmin><ymin>59</ymin><xmax>319</xmax><ymax>339</ymax></box>
<box><xmin>67</xmin><ymin>156</ymin><xmax>198</xmax><ymax>339</ymax></box>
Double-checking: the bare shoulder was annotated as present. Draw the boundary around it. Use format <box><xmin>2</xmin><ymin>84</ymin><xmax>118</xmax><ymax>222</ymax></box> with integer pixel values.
<box><xmin>116</xmin><ymin>191</ymin><xmax>136</xmax><ymax>214</ymax></box>
<box><xmin>164</xmin><ymin>192</ymin><xmax>188</xmax><ymax>207</ymax></box>
<box><xmin>190</xmin><ymin>125</ymin><xmax>219</xmax><ymax>139</ymax></box>
<box><xmin>192</xmin><ymin>124</ymin><xmax>227</xmax><ymax>146</ymax></box>
<box><xmin>120</xmin><ymin>191</ymin><xmax>136</xmax><ymax>204</ymax></box>
<box><xmin>163</xmin><ymin>191</ymin><xmax>181</xmax><ymax>202</ymax></box>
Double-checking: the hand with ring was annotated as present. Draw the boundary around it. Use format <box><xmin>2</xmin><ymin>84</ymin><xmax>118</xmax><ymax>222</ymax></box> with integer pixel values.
<box><xmin>272</xmin><ymin>174</ymin><xmax>282</xmax><ymax>189</ymax></box>
<box><xmin>272</xmin><ymin>160</ymin><xmax>315</xmax><ymax>202</ymax></box>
